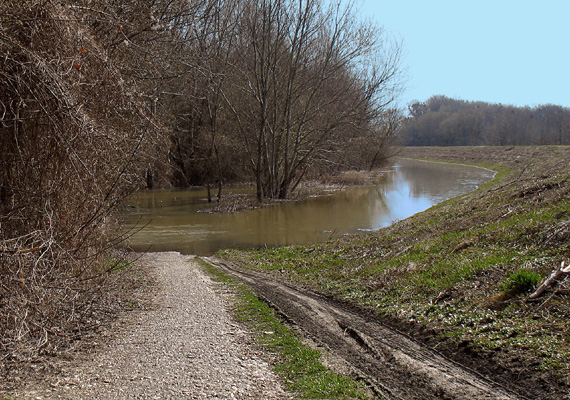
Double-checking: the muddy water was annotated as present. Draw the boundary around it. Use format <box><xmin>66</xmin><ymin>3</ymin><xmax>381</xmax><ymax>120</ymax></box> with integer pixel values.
<box><xmin>122</xmin><ymin>159</ymin><xmax>494</xmax><ymax>256</ymax></box>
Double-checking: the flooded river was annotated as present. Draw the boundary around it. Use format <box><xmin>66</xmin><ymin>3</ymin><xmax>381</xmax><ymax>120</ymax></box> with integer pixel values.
<box><xmin>122</xmin><ymin>159</ymin><xmax>494</xmax><ymax>256</ymax></box>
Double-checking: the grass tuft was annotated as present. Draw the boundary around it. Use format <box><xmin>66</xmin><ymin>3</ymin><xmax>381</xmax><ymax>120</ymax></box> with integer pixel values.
<box><xmin>500</xmin><ymin>269</ymin><xmax>542</xmax><ymax>296</ymax></box>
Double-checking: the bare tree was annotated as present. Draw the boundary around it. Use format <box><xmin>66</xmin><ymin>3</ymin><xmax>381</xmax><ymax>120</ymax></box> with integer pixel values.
<box><xmin>225</xmin><ymin>0</ymin><xmax>403</xmax><ymax>200</ymax></box>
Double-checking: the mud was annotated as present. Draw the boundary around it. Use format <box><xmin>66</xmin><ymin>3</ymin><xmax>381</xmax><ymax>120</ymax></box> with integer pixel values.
<box><xmin>204</xmin><ymin>256</ymin><xmax>528</xmax><ymax>400</ymax></box>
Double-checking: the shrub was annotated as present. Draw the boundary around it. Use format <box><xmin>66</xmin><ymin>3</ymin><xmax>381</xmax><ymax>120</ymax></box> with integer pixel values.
<box><xmin>0</xmin><ymin>0</ymin><xmax>160</xmax><ymax>355</ymax></box>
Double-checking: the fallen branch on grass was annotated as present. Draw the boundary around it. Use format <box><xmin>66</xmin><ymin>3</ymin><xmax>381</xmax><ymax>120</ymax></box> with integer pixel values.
<box><xmin>528</xmin><ymin>261</ymin><xmax>570</xmax><ymax>300</ymax></box>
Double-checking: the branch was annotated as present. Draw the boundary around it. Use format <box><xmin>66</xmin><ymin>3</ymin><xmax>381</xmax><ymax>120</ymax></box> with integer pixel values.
<box><xmin>528</xmin><ymin>261</ymin><xmax>570</xmax><ymax>300</ymax></box>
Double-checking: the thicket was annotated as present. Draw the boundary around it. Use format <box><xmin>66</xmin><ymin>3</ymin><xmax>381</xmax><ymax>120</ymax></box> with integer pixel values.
<box><xmin>162</xmin><ymin>0</ymin><xmax>404</xmax><ymax>200</ymax></box>
<box><xmin>0</xmin><ymin>0</ymin><xmax>163</xmax><ymax>356</ymax></box>
<box><xmin>402</xmin><ymin>95</ymin><xmax>570</xmax><ymax>146</ymax></box>
<box><xmin>1</xmin><ymin>0</ymin><xmax>403</xmax><ymax>357</ymax></box>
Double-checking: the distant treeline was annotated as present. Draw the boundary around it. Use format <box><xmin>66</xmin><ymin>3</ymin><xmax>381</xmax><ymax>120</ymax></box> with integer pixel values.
<box><xmin>401</xmin><ymin>95</ymin><xmax>570</xmax><ymax>146</ymax></box>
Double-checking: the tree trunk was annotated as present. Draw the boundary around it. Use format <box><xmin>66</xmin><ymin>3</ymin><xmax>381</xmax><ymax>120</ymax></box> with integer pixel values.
<box><xmin>217</xmin><ymin>180</ymin><xmax>222</xmax><ymax>202</ymax></box>
<box><xmin>146</xmin><ymin>167</ymin><xmax>154</xmax><ymax>189</ymax></box>
<box><xmin>206</xmin><ymin>182</ymin><xmax>212</xmax><ymax>203</ymax></box>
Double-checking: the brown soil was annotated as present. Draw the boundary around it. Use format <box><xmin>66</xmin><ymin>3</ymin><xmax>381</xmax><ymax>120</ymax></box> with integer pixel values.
<box><xmin>205</xmin><ymin>256</ymin><xmax>526</xmax><ymax>400</ymax></box>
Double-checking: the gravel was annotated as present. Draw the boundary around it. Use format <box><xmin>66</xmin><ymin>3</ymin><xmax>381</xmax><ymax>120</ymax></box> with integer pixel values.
<box><xmin>15</xmin><ymin>252</ymin><xmax>292</xmax><ymax>399</ymax></box>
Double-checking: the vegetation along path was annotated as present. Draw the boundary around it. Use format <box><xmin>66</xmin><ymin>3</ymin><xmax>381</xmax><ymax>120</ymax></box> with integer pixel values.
<box><xmin>204</xmin><ymin>256</ymin><xmax>522</xmax><ymax>400</ymax></box>
<box><xmin>8</xmin><ymin>252</ymin><xmax>292</xmax><ymax>400</ymax></box>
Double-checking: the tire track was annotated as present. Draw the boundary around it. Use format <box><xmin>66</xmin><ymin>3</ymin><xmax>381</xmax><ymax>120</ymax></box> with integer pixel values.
<box><xmin>204</xmin><ymin>256</ymin><xmax>526</xmax><ymax>400</ymax></box>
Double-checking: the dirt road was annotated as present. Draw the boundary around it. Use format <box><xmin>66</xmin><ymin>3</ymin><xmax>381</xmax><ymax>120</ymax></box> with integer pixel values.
<box><xmin>9</xmin><ymin>253</ymin><xmax>291</xmax><ymax>400</ymax></box>
<box><xmin>204</xmin><ymin>256</ymin><xmax>527</xmax><ymax>400</ymax></box>
<box><xmin>7</xmin><ymin>251</ymin><xmax>528</xmax><ymax>399</ymax></box>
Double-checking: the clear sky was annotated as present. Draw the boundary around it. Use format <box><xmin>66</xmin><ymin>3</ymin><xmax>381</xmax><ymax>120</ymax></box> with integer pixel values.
<box><xmin>359</xmin><ymin>0</ymin><xmax>570</xmax><ymax>108</ymax></box>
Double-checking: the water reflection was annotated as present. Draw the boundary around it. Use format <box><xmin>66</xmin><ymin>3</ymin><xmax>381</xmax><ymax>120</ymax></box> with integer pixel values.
<box><xmin>122</xmin><ymin>159</ymin><xmax>494</xmax><ymax>255</ymax></box>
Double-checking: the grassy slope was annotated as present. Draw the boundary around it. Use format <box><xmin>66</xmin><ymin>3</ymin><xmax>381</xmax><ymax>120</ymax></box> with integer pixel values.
<box><xmin>219</xmin><ymin>146</ymin><xmax>570</xmax><ymax>393</ymax></box>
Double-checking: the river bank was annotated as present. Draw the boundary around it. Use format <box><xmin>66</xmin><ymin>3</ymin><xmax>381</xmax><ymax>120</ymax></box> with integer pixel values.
<box><xmin>4</xmin><ymin>146</ymin><xmax>569</xmax><ymax>399</ymax></box>
<box><xmin>219</xmin><ymin>145</ymin><xmax>570</xmax><ymax>399</ymax></box>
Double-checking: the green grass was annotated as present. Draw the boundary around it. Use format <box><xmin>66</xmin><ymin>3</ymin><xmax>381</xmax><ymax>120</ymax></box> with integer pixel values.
<box><xmin>109</xmin><ymin>259</ymin><xmax>134</xmax><ymax>272</ymax></box>
<box><xmin>218</xmin><ymin>147</ymin><xmax>570</xmax><ymax>385</ymax></box>
<box><xmin>500</xmin><ymin>268</ymin><xmax>541</xmax><ymax>295</ymax></box>
<box><xmin>198</xmin><ymin>259</ymin><xmax>371</xmax><ymax>399</ymax></box>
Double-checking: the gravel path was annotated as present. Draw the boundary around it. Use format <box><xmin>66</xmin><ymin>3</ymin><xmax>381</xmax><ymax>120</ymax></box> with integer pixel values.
<box><xmin>20</xmin><ymin>252</ymin><xmax>291</xmax><ymax>399</ymax></box>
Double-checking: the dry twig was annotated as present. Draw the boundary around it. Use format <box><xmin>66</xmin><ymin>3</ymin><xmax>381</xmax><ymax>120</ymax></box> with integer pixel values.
<box><xmin>529</xmin><ymin>261</ymin><xmax>570</xmax><ymax>300</ymax></box>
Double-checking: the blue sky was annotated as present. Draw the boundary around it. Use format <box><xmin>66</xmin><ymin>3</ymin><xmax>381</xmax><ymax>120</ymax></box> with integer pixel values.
<box><xmin>359</xmin><ymin>0</ymin><xmax>570</xmax><ymax>108</ymax></box>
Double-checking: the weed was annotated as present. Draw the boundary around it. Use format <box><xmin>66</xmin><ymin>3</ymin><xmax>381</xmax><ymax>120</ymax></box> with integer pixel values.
<box><xmin>110</xmin><ymin>259</ymin><xmax>133</xmax><ymax>273</ymax></box>
<box><xmin>500</xmin><ymin>269</ymin><xmax>541</xmax><ymax>295</ymax></box>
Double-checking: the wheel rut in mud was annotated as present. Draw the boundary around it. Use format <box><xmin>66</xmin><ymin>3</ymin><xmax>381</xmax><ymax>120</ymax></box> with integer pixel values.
<box><xmin>203</xmin><ymin>257</ymin><xmax>527</xmax><ymax>400</ymax></box>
